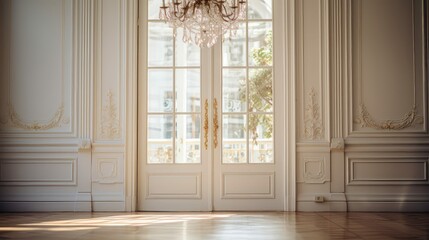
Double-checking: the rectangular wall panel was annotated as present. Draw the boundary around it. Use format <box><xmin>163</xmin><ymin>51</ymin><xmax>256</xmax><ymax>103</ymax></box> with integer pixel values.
<box><xmin>222</xmin><ymin>172</ymin><xmax>275</xmax><ymax>199</ymax></box>
<box><xmin>95</xmin><ymin>0</ymin><xmax>123</xmax><ymax>141</ymax></box>
<box><xmin>0</xmin><ymin>159</ymin><xmax>76</xmax><ymax>185</ymax></box>
<box><xmin>146</xmin><ymin>173</ymin><xmax>201</xmax><ymax>199</ymax></box>
<box><xmin>351</xmin><ymin>0</ymin><xmax>426</xmax><ymax>134</ymax></box>
<box><xmin>0</xmin><ymin>0</ymin><xmax>73</xmax><ymax>134</ymax></box>
<box><xmin>347</xmin><ymin>157</ymin><xmax>428</xmax><ymax>185</ymax></box>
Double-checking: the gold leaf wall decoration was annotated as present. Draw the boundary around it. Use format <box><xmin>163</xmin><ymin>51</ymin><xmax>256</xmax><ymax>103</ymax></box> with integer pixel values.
<box><xmin>100</xmin><ymin>90</ymin><xmax>120</xmax><ymax>139</ymax></box>
<box><xmin>3</xmin><ymin>103</ymin><xmax>65</xmax><ymax>131</ymax></box>
<box><xmin>356</xmin><ymin>104</ymin><xmax>423</xmax><ymax>130</ymax></box>
<box><xmin>304</xmin><ymin>88</ymin><xmax>324</xmax><ymax>140</ymax></box>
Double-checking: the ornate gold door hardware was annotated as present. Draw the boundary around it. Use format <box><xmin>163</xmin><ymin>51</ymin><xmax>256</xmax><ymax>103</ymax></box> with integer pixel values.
<box><xmin>204</xmin><ymin>99</ymin><xmax>209</xmax><ymax>150</ymax></box>
<box><xmin>213</xmin><ymin>98</ymin><xmax>219</xmax><ymax>148</ymax></box>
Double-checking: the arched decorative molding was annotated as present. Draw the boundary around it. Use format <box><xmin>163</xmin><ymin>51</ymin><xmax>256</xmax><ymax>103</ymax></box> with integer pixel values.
<box><xmin>100</xmin><ymin>90</ymin><xmax>120</xmax><ymax>139</ymax></box>
<box><xmin>356</xmin><ymin>104</ymin><xmax>423</xmax><ymax>130</ymax></box>
<box><xmin>350</xmin><ymin>0</ymin><xmax>427</xmax><ymax>133</ymax></box>
<box><xmin>3</xmin><ymin>103</ymin><xmax>65</xmax><ymax>131</ymax></box>
<box><xmin>304</xmin><ymin>88</ymin><xmax>324</xmax><ymax>140</ymax></box>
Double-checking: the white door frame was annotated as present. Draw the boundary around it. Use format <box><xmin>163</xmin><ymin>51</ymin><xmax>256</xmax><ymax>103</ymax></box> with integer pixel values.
<box><xmin>125</xmin><ymin>0</ymin><xmax>297</xmax><ymax>211</ymax></box>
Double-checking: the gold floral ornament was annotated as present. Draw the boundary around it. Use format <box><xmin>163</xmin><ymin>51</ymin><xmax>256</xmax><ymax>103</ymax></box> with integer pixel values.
<box><xmin>304</xmin><ymin>88</ymin><xmax>323</xmax><ymax>140</ymax></box>
<box><xmin>204</xmin><ymin>99</ymin><xmax>209</xmax><ymax>149</ymax></box>
<box><xmin>100</xmin><ymin>90</ymin><xmax>120</xmax><ymax>139</ymax></box>
<box><xmin>213</xmin><ymin>98</ymin><xmax>219</xmax><ymax>148</ymax></box>
<box><xmin>8</xmin><ymin>103</ymin><xmax>64</xmax><ymax>131</ymax></box>
<box><xmin>356</xmin><ymin>104</ymin><xmax>423</xmax><ymax>130</ymax></box>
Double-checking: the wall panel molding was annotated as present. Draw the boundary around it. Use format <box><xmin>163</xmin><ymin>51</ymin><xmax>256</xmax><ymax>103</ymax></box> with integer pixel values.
<box><xmin>94</xmin><ymin>0</ymin><xmax>124</xmax><ymax>143</ymax></box>
<box><xmin>0</xmin><ymin>158</ymin><xmax>76</xmax><ymax>186</ymax></box>
<box><xmin>346</xmin><ymin>156</ymin><xmax>429</xmax><ymax>185</ymax></box>
<box><xmin>0</xmin><ymin>0</ymin><xmax>75</xmax><ymax>136</ymax></box>
<box><xmin>297</xmin><ymin>0</ymin><xmax>330</xmax><ymax>142</ymax></box>
<box><xmin>349</xmin><ymin>0</ymin><xmax>427</xmax><ymax>136</ymax></box>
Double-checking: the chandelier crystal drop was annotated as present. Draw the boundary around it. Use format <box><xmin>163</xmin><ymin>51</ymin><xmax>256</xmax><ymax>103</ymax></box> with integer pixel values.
<box><xmin>159</xmin><ymin>0</ymin><xmax>247</xmax><ymax>48</ymax></box>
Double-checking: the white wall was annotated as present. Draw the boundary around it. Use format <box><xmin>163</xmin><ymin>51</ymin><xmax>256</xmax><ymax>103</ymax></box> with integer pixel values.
<box><xmin>0</xmin><ymin>0</ymin><xmax>427</xmax><ymax>212</ymax></box>
<box><xmin>296</xmin><ymin>0</ymin><xmax>429</xmax><ymax>211</ymax></box>
<box><xmin>0</xmin><ymin>0</ymin><xmax>137</xmax><ymax>211</ymax></box>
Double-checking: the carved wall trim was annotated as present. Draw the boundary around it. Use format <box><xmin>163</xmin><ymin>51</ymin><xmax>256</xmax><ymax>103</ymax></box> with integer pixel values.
<box><xmin>2</xmin><ymin>104</ymin><xmax>65</xmax><ymax>131</ymax></box>
<box><xmin>304</xmin><ymin>88</ymin><xmax>324</xmax><ymax>140</ymax></box>
<box><xmin>100</xmin><ymin>90</ymin><xmax>120</xmax><ymax>139</ymax></box>
<box><xmin>330</xmin><ymin>138</ymin><xmax>344</xmax><ymax>151</ymax></box>
<box><xmin>79</xmin><ymin>138</ymin><xmax>92</xmax><ymax>150</ymax></box>
<box><xmin>297</xmin><ymin>155</ymin><xmax>330</xmax><ymax>184</ymax></box>
<box><xmin>355</xmin><ymin>104</ymin><xmax>423</xmax><ymax>130</ymax></box>
<box><xmin>92</xmin><ymin>153</ymin><xmax>124</xmax><ymax>184</ymax></box>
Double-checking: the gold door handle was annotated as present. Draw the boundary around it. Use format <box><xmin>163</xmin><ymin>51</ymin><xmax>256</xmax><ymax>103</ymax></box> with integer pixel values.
<box><xmin>204</xmin><ymin>99</ymin><xmax>209</xmax><ymax>150</ymax></box>
<box><xmin>213</xmin><ymin>98</ymin><xmax>219</xmax><ymax>148</ymax></box>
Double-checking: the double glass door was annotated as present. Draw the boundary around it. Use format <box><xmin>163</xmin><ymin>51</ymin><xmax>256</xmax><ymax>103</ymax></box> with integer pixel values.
<box><xmin>138</xmin><ymin>0</ymin><xmax>285</xmax><ymax>211</ymax></box>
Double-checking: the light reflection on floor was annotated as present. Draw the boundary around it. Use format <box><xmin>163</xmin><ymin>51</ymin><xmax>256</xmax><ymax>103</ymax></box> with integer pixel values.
<box><xmin>0</xmin><ymin>212</ymin><xmax>428</xmax><ymax>240</ymax></box>
<box><xmin>16</xmin><ymin>213</ymin><xmax>234</xmax><ymax>228</ymax></box>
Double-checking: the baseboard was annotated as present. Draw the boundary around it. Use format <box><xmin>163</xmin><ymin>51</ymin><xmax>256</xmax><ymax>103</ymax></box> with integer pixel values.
<box><xmin>297</xmin><ymin>201</ymin><xmax>347</xmax><ymax>211</ymax></box>
<box><xmin>92</xmin><ymin>202</ymin><xmax>125</xmax><ymax>211</ymax></box>
<box><xmin>297</xmin><ymin>193</ymin><xmax>347</xmax><ymax>211</ymax></box>
<box><xmin>0</xmin><ymin>201</ymin><xmax>91</xmax><ymax>212</ymax></box>
<box><xmin>347</xmin><ymin>202</ymin><xmax>429</xmax><ymax>212</ymax></box>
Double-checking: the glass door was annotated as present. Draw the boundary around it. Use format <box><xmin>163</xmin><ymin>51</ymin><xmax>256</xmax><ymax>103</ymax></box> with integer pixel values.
<box><xmin>138</xmin><ymin>0</ymin><xmax>284</xmax><ymax>211</ymax></box>
<box><xmin>212</xmin><ymin>0</ymin><xmax>284</xmax><ymax>210</ymax></box>
<box><xmin>138</xmin><ymin>0</ymin><xmax>211</xmax><ymax>211</ymax></box>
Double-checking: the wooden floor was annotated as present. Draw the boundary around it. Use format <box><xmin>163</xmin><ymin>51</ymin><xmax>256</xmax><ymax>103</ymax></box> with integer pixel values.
<box><xmin>0</xmin><ymin>212</ymin><xmax>428</xmax><ymax>240</ymax></box>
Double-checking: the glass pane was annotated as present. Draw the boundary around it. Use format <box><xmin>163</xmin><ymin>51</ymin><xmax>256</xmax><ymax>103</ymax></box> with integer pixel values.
<box><xmin>176</xmin><ymin>31</ymin><xmax>201</xmax><ymax>67</ymax></box>
<box><xmin>248</xmin><ymin>0</ymin><xmax>272</xmax><ymax>19</ymax></box>
<box><xmin>148</xmin><ymin>115</ymin><xmax>174</xmax><ymax>163</ymax></box>
<box><xmin>223</xmin><ymin>23</ymin><xmax>246</xmax><ymax>67</ymax></box>
<box><xmin>176</xmin><ymin>115</ymin><xmax>201</xmax><ymax>163</ymax></box>
<box><xmin>249</xmin><ymin>68</ymin><xmax>273</xmax><ymax>112</ymax></box>
<box><xmin>148</xmin><ymin>0</ymin><xmax>160</xmax><ymax>20</ymax></box>
<box><xmin>222</xmin><ymin>69</ymin><xmax>246</xmax><ymax>113</ymax></box>
<box><xmin>148</xmin><ymin>69</ymin><xmax>174</xmax><ymax>113</ymax></box>
<box><xmin>249</xmin><ymin>114</ymin><xmax>273</xmax><ymax>163</ymax></box>
<box><xmin>248</xmin><ymin>22</ymin><xmax>272</xmax><ymax>66</ymax></box>
<box><xmin>148</xmin><ymin>22</ymin><xmax>173</xmax><ymax>67</ymax></box>
<box><xmin>222</xmin><ymin>115</ymin><xmax>247</xmax><ymax>163</ymax></box>
<box><xmin>176</xmin><ymin>69</ymin><xmax>201</xmax><ymax>113</ymax></box>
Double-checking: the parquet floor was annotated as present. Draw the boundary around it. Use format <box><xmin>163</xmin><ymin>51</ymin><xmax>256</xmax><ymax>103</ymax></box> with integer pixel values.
<box><xmin>0</xmin><ymin>212</ymin><xmax>428</xmax><ymax>239</ymax></box>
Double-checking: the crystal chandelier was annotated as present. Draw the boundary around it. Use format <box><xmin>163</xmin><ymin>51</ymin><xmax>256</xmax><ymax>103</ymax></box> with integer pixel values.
<box><xmin>159</xmin><ymin>0</ymin><xmax>246</xmax><ymax>48</ymax></box>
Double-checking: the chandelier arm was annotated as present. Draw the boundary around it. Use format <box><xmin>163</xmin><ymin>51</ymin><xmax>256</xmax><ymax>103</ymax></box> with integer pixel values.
<box><xmin>211</xmin><ymin>0</ymin><xmax>234</xmax><ymax>20</ymax></box>
<box><xmin>171</xmin><ymin>1</ymin><xmax>185</xmax><ymax>20</ymax></box>
<box><xmin>179</xmin><ymin>1</ymin><xmax>192</xmax><ymax>21</ymax></box>
<box><xmin>220</xmin><ymin>4</ymin><xmax>236</xmax><ymax>21</ymax></box>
